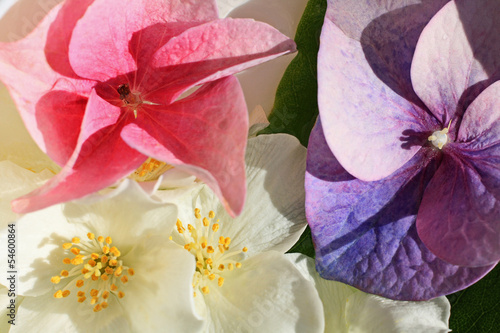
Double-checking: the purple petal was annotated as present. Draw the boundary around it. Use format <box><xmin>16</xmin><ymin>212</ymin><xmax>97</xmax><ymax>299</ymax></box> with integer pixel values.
<box><xmin>417</xmin><ymin>82</ymin><xmax>500</xmax><ymax>267</ymax></box>
<box><xmin>411</xmin><ymin>0</ymin><xmax>500</xmax><ymax>128</ymax></box>
<box><xmin>318</xmin><ymin>0</ymin><xmax>445</xmax><ymax>181</ymax></box>
<box><xmin>305</xmin><ymin>119</ymin><xmax>495</xmax><ymax>300</ymax></box>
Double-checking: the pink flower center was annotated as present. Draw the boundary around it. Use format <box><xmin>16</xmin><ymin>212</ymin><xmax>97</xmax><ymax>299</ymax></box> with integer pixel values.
<box><xmin>117</xmin><ymin>83</ymin><xmax>143</xmax><ymax>117</ymax></box>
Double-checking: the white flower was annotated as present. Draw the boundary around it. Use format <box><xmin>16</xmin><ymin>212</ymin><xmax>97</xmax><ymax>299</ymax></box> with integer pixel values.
<box><xmin>160</xmin><ymin>134</ymin><xmax>325</xmax><ymax>332</ymax></box>
<box><xmin>288</xmin><ymin>253</ymin><xmax>452</xmax><ymax>333</ymax></box>
<box><xmin>0</xmin><ymin>180</ymin><xmax>203</xmax><ymax>333</ymax></box>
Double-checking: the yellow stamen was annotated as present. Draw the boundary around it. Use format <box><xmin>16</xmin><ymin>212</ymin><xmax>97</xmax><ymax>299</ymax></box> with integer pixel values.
<box><xmin>209</xmin><ymin>211</ymin><xmax>215</xmax><ymax>218</ymax></box>
<box><xmin>128</xmin><ymin>268</ymin><xmax>135</xmax><ymax>276</ymax></box>
<box><xmin>97</xmin><ymin>236</ymin><xmax>104</xmax><ymax>243</ymax></box>
<box><xmin>62</xmin><ymin>243</ymin><xmax>72</xmax><ymax>250</ymax></box>
<box><xmin>62</xmin><ymin>290</ymin><xmax>70</xmax><ymax>298</ymax></box>
<box><xmin>77</xmin><ymin>291</ymin><xmax>85</xmax><ymax>297</ymax></box>
<box><xmin>62</xmin><ymin>258</ymin><xmax>71</xmax><ymax>264</ymax></box>
<box><xmin>121</xmin><ymin>276</ymin><xmax>128</xmax><ymax>284</ymax></box>
<box><xmin>54</xmin><ymin>290</ymin><xmax>63</xmax><ymax>298</ymax></box>
<box><xmin>87</xmin><ymin>232</ymin><xmax>95</xmax><ymax>240</ymax></box>
<box><xmin>76</xmin><ymin>280</ymin><xmax>84</xmax><ymax>288</ymax></box>
<box><xmin>201</xmin><ymin>286</ymin><xmax>210</xmax><ymax>294</ymax></box>
<box><xmin>51</xmin><ymin>276</ymin><xmax>61</xmax><ymax>284</ymax></box>
<box><xmin>60</xmin><ymin>270</ymin><xmax>69</xmax><ymax>277</ymax></box>
<box><xmin>218</xmin><ymin>277</ymin><xmax>224</xmax><ymax>287</ymax></box>
<box><xmin>118</xmin><ymin>291</ymin><xmax>125</xmax><ymax>298</ymax></box>
<box><xmin>105</xmin><ymin>237</ymin><xmax>112</xmax><ymax>245</ymax></box>
<box><xmin>72</xmin><ymin>237</ymin><xmax>80</xmax><ymax>244</ymax></box>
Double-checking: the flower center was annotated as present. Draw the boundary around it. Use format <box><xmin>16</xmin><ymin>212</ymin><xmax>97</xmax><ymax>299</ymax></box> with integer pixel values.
<box><xmin>50</xmin><ymin>234</ymin><xmax>134</xmax><ymax>313</ymax></box>
<box><xmin>129</xmin><ymin>157</ymin><xmax>173</xmax><ymax>182</ymax></box>
<box><xmin>174</xmin><ymin>208</ymin><xmax>248</xmax><ymax>297</ymax></box>
<box><xmin>428</xmin><ymin>120</ymin><xmax>452</xmax><ymax>149</ymax></box>
<box><xmin>117</xmin><ymin>84</ymin><xmax>142</xmax><ymax>118</ymax></box>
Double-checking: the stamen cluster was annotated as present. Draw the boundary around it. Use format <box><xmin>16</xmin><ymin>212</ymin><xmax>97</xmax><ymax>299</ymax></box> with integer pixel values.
<box><xmin>175</xmin><ymin>208</ymin><xmax>248</xmax><ymax>297</ymax></box>
<box><xmin>50</xmin><ymin>233</ymin><xmax>135</xmax><ymax>312</ymax></box>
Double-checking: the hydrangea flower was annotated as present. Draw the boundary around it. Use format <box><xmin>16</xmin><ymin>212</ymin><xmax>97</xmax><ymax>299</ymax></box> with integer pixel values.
<box><xmin>0</xmin><ymin>0</ymin><xmax>296</xmax><ymax>216</ymax></box>
<box><xmin>306</xmin><ymin>0</ymin><xmax>500</xmax><ymax>300</ymax></box>
<box><xmin>160</xmin><ymin>134</ymin><xmax>324</xmax><ymax>332</ymax></box>
<box><xmin>0</xmin><ymin>180</ymin><xmax>203</xmax><ymax>332</ymax></box>
<box><xmin>288</xmin><ymin>254</ymin><xmax>451</xmax><ymax>333</ymax></box>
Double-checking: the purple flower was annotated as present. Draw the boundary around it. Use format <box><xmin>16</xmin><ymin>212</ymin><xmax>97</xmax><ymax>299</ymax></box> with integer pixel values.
<box><xmin>305</xmin><ymin>0</ymin><xmax>500</xmax><ymax>300</ymax></box>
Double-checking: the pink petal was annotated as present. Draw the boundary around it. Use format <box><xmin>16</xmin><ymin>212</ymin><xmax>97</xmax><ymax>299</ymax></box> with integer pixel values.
<box><xmin>317</xmin><ymin>4</ymin><xmax>438</xmax><ymax>181</ymax></box>
<box><xmin>143</xmin><ymin>18</ymin><xmax>296</xmax><ymax>104</ymax></box>
<box><xmin>35</xmin><ymin>91</ymin><xmax>87</xmax><ymax>166</ymax></box>
<box><xmin>0</xmin><ymin>3</ymin><xmax>94</xmax><ymax>161</ymax></box>
<box><xmin>44</xmin><ymin>0</ymin><xmax>95</xmax><ymax>78</ymax></box>
<box><xmin>417</xmin><ymin>82</ymin><xmax>500</xmax><ymax>267</ymax></box>
<box><xmin>12</xmin><ymin>90</ymin><xmax>146</xmax><ymax>214</ymax></box>
<box><xmin>122</xmin><ymin>76</ymin><xmax>247</xmax><ymax>217</ymax></box>
<box><xmin>68</xmin><ymin>0</ymin><xmax>218</xmax><ymax>82</ymax></box>
<box><xmin>411</xmin><ymin>0</ymin><xmax>500</xmax><ymax>125</ymax></box>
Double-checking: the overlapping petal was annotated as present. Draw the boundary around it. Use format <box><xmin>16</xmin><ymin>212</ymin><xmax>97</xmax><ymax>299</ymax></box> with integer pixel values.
<box><xmin>0</xmin><ymin>3</ymin><xmax>94</xmax><ymax>158</ymax></box>
<box><xmin>417</xmin><ymin>82</ymin><xmax>500</xmax><ymax>267</ymax></box>
<box><xmin>317</xmin><ymin>0</ymin><xmax>446</xmax><ymax>181</ymax></box>
<box><xmin>12</xmin><ymin>90</ymin><xmax>146</xmax><ymax>214</ymax></box>
<box><xmin>122</xmin><ymin>76</ymin><xmax>247</xmax><ymax>216</ymax></box>
<box><xmin>411</xmin><ymin>0</ymin><xmax>500</xmax><ymax>127</ymax></box>
<box><xmin>305</xmin><ymin>120</ymin><xmax>494</xmax><ymax>300</ymax></box>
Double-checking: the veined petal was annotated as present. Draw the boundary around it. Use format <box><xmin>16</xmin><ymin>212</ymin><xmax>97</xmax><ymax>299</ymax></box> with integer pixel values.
<box><xmin>11</xmin><ymin>90</ymin><xmax>146</xmax><ymax>214</ymax></box>
<box><xmin>0</xmin><ymin>3</ymin><xmax>94</xmax><ymax>159</ymax></box>
<box><xmin>203</xmin><ymin>251</ymin><xmax>324</xmax><ymax>332</ymax></box>
<box><xmin>145</xmin><ymin>18</ymin><xmax>296</xmax><ymax>104</ymax></box>
<box><xmin>411</xmin><ymin>0</ymin><xmax>500</xmax><ymax>124</ymax></box>
<box><xmin>68</xmin><ymin>0</ymin><xmax>218</xmax><ymax>82</ymax></box>
<box><xmin>122</xmin><ymin>76</ymin><xmax>247</xmax><ymax>217</ymax></box>
<box><xmin>317</xmin><ymin>0</ymin><xmax>444</xmax><ymax>181</ymax></box>
<box><xmin>305</xmin><ymin>120</ymin><xmax>494</xmax><ymax>300</ymax></box>
<box><xmin>417</xmin><ymin>82</ymin><xmax>500</xmax><ymax>267</ymax></box>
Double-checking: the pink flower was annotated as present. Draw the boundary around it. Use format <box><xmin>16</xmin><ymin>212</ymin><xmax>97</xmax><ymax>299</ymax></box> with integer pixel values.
<box><xmin>0</xmin><ymin>0</ymin><xmax>295</xmax><ymax>216</ymax></box>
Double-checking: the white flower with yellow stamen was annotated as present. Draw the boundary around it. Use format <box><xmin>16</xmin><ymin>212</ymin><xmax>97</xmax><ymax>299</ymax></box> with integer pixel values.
<box><xmin>0</xmin><ymin>180</ymin><xmax>203</xmax><ymax>333</ymax></box>
<box><xmin>159</xmin><ymin>134</ymin><xmax>325</xmax><ymax>332</ymax></box>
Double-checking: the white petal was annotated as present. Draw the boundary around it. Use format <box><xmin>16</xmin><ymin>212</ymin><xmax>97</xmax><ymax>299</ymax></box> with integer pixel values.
<box><xmin>0</xmin><ymin>161</ymin><xmax>53</xmax><ymax>227</ymax></box>
<box><xmin>4</xmin><ymin>205</ymin><xmax>88</xmax><ymax>297</ymax></box>
<box><xmin>229</xmin><ymin>0</ymin><xmax>307</xmax><ymax>114</ymax></box>
<box><xmin>0</xmin><ymin>284</ymin><xmax>23</xmax><ymax>332</ymax></box>
<box><xmin>203</xmin><ymin>251</ymin><xmax>324</xmax><ymax>332</ymax></box>
<box><xmin>218</xmin><ymin>134</ymin><xmax>308</xmax><ymax>255</ymax></box>
<box><xmin>345</xmin><ymin>293</ymin><xmax>451</xmax><ymax>333</ymax></box>
<box><xmin>121</xmin><ymin>238</ymin><xmax>203</xmax><ymax>333</ymax></box>
<box><xmin>216</xmin><ymin>0</ymin><xmax>250</xmax><ymax>18</ymax></box>
<box><xmin>286</xmin><ymin>253</ymin><xmax>355</xmax><ymax>333</ymax></box>
<box><xmin>63</xmin><ymin>180</ymin><xmax>178</xmax><ymax>249</ymax></box>
<box><xmin>12</xmin><ymin>293</ymin><xmax>131</xmax><ymax>333</ymax></box>
<box><xmin>286</xmin><ymin>254</ymin><xmax>451</xmax><ymax>333</ymax></box>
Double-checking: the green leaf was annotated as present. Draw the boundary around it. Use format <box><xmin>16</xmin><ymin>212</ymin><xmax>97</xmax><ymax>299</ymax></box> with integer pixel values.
<box><xmin>259</xmin><ymin>0</ymin><xmax>327</xmax><ymax>147</ymax></box>
<box><xmin>447</xmin><ymin>264</ymin><xmax>500</xmax><ymax>332</ymax></box>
